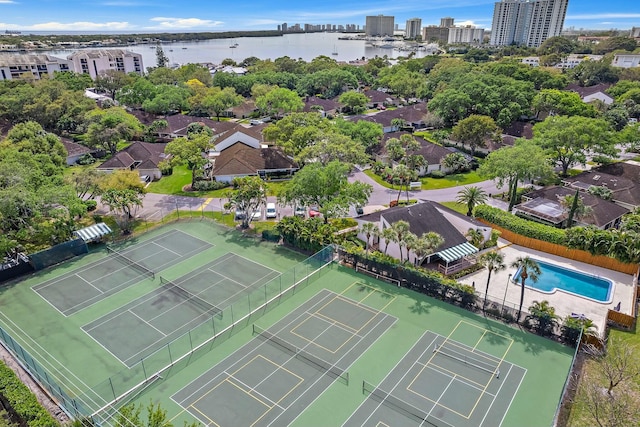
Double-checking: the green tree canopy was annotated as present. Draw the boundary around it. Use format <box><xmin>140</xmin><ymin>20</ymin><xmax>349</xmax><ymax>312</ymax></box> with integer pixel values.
<box><xmin>451</xmin><ymin>115</ymin><xmax>501</xmax><ymax>156</ymax></box>
<box><xmin>84</xmin><ymin>106</ymin><xmax>143</xmax><ymax>155</ymax></box>
<box><xmin>165</xmin><ymin>133</ymin><xmax>213</xmax><ymax>186</ymax></box>
<box><xmin>532</xmin><ymin>89</ymin><xmax>597</xmax><ymax>117</ymax></box>
<box><xmin>255</xmin><ymin>87</ymin><xmax>304</xmax><ymax>118</ymax></box>
<box><xmin>227</xmin><ymin>176</ymin><xmax>267</xmax><ymax>229</ymax></box>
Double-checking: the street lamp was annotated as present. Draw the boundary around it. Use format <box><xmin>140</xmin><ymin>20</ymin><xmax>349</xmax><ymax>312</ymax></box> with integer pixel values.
<box><xmin>501</xmin><ymin>273</ymin><xmax>512</xmax><ymax>317</ymax></box>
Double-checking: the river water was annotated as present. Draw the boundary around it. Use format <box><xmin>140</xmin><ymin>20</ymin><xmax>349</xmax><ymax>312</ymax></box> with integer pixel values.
<box><xmin>42</xmin><ymin>32</ymin><xmax>433</xmax><ymax>68</ymax></box>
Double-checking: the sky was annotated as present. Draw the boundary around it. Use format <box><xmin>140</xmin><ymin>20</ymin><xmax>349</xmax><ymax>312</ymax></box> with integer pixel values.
<box><xmin>0</xmin><ymin>0</ymin><xmax>638</xmax><ymax>33</ymax></box>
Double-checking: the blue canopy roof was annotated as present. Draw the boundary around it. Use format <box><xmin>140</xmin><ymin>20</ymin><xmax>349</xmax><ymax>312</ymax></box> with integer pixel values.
<box><xmin>73</xmin><ymin>222</ymin><xmax>112</xmax><ymax>242</ymax></box>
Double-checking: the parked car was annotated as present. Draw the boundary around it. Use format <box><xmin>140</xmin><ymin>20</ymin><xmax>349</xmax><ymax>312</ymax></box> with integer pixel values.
<box><xmin>234</xmin><ymin>209</ymin><xmax>246</xmax><ymax>220</ymax></box>
<box><xmin>266</xmin><ymin>203</ymin><xmax>277</xmax><ymax>219</ymax></box>
<box><xmin>309</xmin><ymin>206</ymin><xmax>321</xmax><ymax>218</ymax></box>
<box><xmin>249</xmin><ymin>119</ymin><xmax>263</xmax><ymax>125</ymax></box>
<box><xmin>294</xmin><ymin>206</ymin><xmax>306</xmax><ymax>217</ymax></box>
<box><xmin>251</xmin><ymin>210</ymin><xmax>262</xmax><ymax>220</ymax></box>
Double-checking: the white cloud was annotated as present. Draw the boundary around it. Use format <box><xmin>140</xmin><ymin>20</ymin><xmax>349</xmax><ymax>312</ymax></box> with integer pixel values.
<box><xmin>0</xmin><ymin>21</ymin><xmax>133</xmax><ymax>30</ymax></box>
<box><xmin>0</xmin><ymin>0</ymin><xmax>17</xmax><ymax>3</ymax></box>
<box><xmin>148</xmin><ymin>17</ymin><xmax>223</xmax><ymax>29</ymax></box>
<box><xmin>456</xmin><ymin>20</ymin><xmax>480</xmax><ymax>27</ymax></box>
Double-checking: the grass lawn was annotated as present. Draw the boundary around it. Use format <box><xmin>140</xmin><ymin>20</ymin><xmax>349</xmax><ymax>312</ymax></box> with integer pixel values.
<box><xmin>438</xmin><ymin>201</ymin><xmax>468</xmax><ymax>215</ymax></box>
<box><xmin>363</xmin><ymin>169</ymin><xmax>486</xmax><ymax>191</ymax></box>
<box><xmin>147</xmin><ymin>165</ymin><xmax>287</xmax><ymax>197</ymax></box>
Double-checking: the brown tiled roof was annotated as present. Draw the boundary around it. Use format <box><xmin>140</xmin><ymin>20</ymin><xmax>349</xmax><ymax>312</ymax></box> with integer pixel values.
<box><xmin>60</xmin><ymin>138</ymin><xmax>92</xmax><ymax>157</ymax></box>
<box><xmin>379</xmin><ymin>131</ymin><xmax>451</xmax><ymax>164</ymax></box>
<box><xmin>519</xmin><ymin>186</ymin><xmax>628</xmax><ymax>227</ymax></box>
<box><xmin>303</xmin><ymin>96</ymin><xmax>342</xmax><ymax>112</ymax></box>
<box><xmin>158</xmin><ymin>114</ymin><xmax>236</xmax><ymax>137</ymax></box>
<box><xmin>97</xmin><ymin>141</ymin><xmax>169</xmax><ymax>170</ymax></box>
<box><xmin>565</xmin><ymin>83</ymin><xmax>612</xmax><ymax>98</ymax></box>
<box><xmin>563</xmin><ymin>162</ymin><xmax>640</xmax><ymax>207</ymax></box>
<box><xmin>213</xmin><ymin>144</ymin><xmax>297</xmax><ymax>176</ymax></box>
<box><xmin>349</xmin><ymin>103</ymin><xmax>428</xmax><ymax>127</ymax></box>
<box><xmin>128</xmin><ymin>109</ymin><xmax>158</xmax><ymax>126</ymax></box>
<box><xmin>364</xmin><ymin>90</ymin><xmax>394</xmax><ymax>104</ymax></box>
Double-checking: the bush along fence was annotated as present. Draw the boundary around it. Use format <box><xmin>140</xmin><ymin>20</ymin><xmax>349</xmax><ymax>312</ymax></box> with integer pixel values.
<box><xmin>336</xmin><ymin>246</ymin><xmax>587</xmax><ymax>346</ymax></box>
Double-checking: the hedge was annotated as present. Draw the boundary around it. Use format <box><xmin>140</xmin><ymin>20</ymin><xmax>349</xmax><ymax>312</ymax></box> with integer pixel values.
<box><xmin>0</xmin><ymin>361</ymin><xmax>58</xmax><ymax>427</ymax></box>
<box><xmin>474</xmin><ymin>205</ymin><xmax>567</xmax><ymax>245</ymax></box>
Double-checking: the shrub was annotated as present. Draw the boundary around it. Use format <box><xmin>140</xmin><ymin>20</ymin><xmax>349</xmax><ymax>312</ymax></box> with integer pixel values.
<box><xmin>429</xmin><ymin>170</ymin><xmax>446</xmax><ymax>178</ymax></box>
<box><xmin>92</xmin><ymin>214</ymin><xmax>103</xmax><ymax>223</ymax></box>
<box><xmin>76</xmin><ymin>153</ymin><xmax>95</xmax><ymax>165</ymax></box>
<box><xmin>397</xmin><ymin>199</ymin><xmax>418</xmax><ymax>206</ymax></box>
<box><xmin>475</xmin><ymin>205</ymin><xmax>566</xmax><ymax>245</ymax></box>
<box><xmin>84</xmin><ymin>200</ymin><xmax>97</xmax><ymax>212</ymax></box>
<box><xmin>0</xmin><ymin>361</ymin><xmax>58</xmax><ymax>427</ymax></box>
<box><xmin>261</xmin><ymin>229</ymin><xmax>281</xmax><ymax>242</ymax></box>
<box><xmin>158</xmin><ymin>160</ymin><xmax>173</xmax><ymax>176</ymax></box>
<box><xmin>191</xmin><ymin>180</ymin><xmax>230</xmax><ymax>191</ymax></box>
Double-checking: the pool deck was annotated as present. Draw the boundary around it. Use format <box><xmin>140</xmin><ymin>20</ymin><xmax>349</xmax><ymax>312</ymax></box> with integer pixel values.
<box><xmin>458</xmin><ymin>239</ymin><xmax>636</xmax><ymax>336</ymax></box>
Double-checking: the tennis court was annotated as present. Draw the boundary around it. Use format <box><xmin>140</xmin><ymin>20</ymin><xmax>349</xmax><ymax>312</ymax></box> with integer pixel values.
<box><xmin>82</xmin><ymin>252</ymin><xmax>281</xmax><ymax>367</ymax></box>
<box><xmin>32</xmin><ymin>229</ymin><xmax>212</xmax><ymax>316</ymax></box>
<box><xmin>172</xmin><ymin>288</ymin><xmax>397</xmax><ymax>427</ymax></box>
<box><xmin>344</xmin><ymin>321</ymin><xmax>526</xmax><ymax>427</ymax></box>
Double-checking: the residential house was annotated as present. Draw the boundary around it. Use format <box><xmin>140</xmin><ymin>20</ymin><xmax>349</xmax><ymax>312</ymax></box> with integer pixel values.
<box><xmin>521</xmin><ymin>54</ymin><xmax>603</xmax><ymax>69</ymax></box>
<box><xmin>612</xmin><ymin>53</ymin><xmax>640</xmax><ymax>68</ymax></box>
<box><xmin>155</xmin><ymin>114</ymin><xmax>238</xmax><ymax>140</ymax></box>
<box><xmin>210</xmin><ymin>127</ymin><xmax>297</xmax><ymax>183</ymax></box>
<box><xmin>355</xmin><ymin>201</ymin><xmax>491</xmax><ymax>274</ymax></box>
<box><xmin>60</xmin><ymin>138</ymin><xmax>96</xmax><ymax>166</ymax></box>
<box><xmin>363</xmin><ymin>89</ymin><xmax>399</xmax><ymax>109</ymax></box>
<box><xmin>377</xmin><ymin>132</ymin><xmax>458</xmax><ymax>176</ymax></box>
<box><xmin>513</xmin><ymin>186</ymin><xmax>628</xmax><ymax>229</ymax></box>
<box><xmin>500</xmin><ymin>121</ymin><xmax>534</xmax><ymax>146</ymax></box>
<box><xmin>566</xmin><ymin>83</ymin><xmax>614</xmax><ymax>105</ymax></box>
<box><xmin>96</xmin><ymin>141</ymin><xmax>170</xmax><ymax>181</ymax></box>
<box><xmin>303</xmin><ymin>96</ymin><xmax>342</xmax><ymax>117</ymax></box>
<box><xmin>562</xmin><ymin>161</ymin><xmax>640</xmax><ymax>211</ymax></box>
<box><xmin>350</xmin><ymin>103</ymin><xmax>428</xmax><ymax>133</ymax></box>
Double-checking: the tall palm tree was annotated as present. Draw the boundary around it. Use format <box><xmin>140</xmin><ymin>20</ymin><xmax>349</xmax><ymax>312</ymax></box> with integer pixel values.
<box><xmin>382</xmin><ymin>227</ymin><xmax>396</xmax><ymax>255</ymax></box>
<box><xmin>403</xmin><ymin>232</ymin><xmax>418</xmax><ymax>263</ymax></box>
<box><xmin>511</xmin><ymin>256</ymin><xmax>541</xmax><ymax>322</ymax></box>
<box><xmin>478</xmin><ymin>251</ymin><xmax>506</xmax><ymax>310</ymax></box>
<box><xmin>360</xmin><ymin>222</ymin><xmax>377</xmax><ymax>254</ymax></box>
<box><xmin>413</xmin><ymin>232</ymin><xmax>445</xmax><ymax>266</ymax></box>
<box><xmin>466</xmin><ymin>228</ymin><xmax>484</xmax><ymax>248</ymax></box>
<box><xmin>526</xmin><ymin>300</ymin><xmax>559</xmax><ymax>337</ymax></box>
<box><xmin>456</xmin><ymin>186</ymin><xmax>488</xmax><ymax>217</ymax></box>
<box><xmin>391</xmin><ymin>220</ymin><xmax>411</xmax><ymax>261</ymax></box>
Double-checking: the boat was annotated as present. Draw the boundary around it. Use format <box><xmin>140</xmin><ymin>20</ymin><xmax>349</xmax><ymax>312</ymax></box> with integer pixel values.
<box><xmin>229</xmin><ymin>42</ymin><xmax>239</xmax><ymax>48</ymax></box>
<box><xmin>331</xmin><ymin>45</ymin><xmax>338</xmax><ymax>56</ymax></box>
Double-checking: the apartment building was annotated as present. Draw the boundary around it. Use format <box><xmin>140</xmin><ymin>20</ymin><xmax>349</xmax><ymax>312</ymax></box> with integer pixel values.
<box><xmin>365</xmin><ymin>15</ymin><xmax>395</xmax><ymax>36</ymax></box>
<box><xmin>405</xmin><ymin>18</ymin><xmax>422</xmax><ymax>39</ymax></box>
<box><xmin>67</xmin><ymin>49</ymin><xmax>143</xmax><ymax>79</ymax></box>
<box><xmin>0</xmin><ymin>53</ymin><xmax>73</xmax><ymax>81</ymax></box>
<box><xmin>490</xmin><ymin>0</ymin><xmax>568</xmax><ymax>48</ymax></box>
<box><xmin>448</xmin><ymin>26</ymin><xmax>485</xmax><ymax>45</ymax></box>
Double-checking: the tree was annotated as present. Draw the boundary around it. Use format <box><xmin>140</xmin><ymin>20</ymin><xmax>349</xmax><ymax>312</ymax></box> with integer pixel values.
<box><xmin>360</xmin><ymin>222</ymin><xmax>378</xmax><ymax>254</ymax></box>
<box><xmin>441</xmin><ymin>152</ymin><xmax>469</xmax><ymax>173</ymax></box>
<box><xmin>412</xmin><ymin>232</ymin><xmax>444</xmax><ymax>266</ymax></box>
<box><xmin>142</xmin><ymin>84</ymin><xmax>189</xmax><ymax>115</ymax></box>
<box><xmin>94</xmin><ymin>70</ymin><xmax>134</xmax><ymax>100</ymax></box>
<box><xmin>390</xmin><ymin>220</ymin><xmax>410</xmax><ymax>262</ymax></box>
<box><xmin>155</xmin><ymin>42</ymin><xmax>169</xmax><ymax>68</ymax></box>
<box><xmin>525</xmin><ymin>300</ymin><xmax>558</xmax><ymax>336</ymax></box>
<box><xmin>165</xmin><ymin>134</ymin><xmax>213</xmax><ymax>187</ymax></box>
<box><xmin>593</xmin><ymin>335</ymin><xmax>640</xmax><ymax>396</ymax></box>
<box><xmin>278</xmin><ymin>161</ymin><xmax>372</xmax><ymax>223</ymax></box>
<box><xmin>532</xmin><ymin>115</ymin><xmax>617</xmax><ymax>176</ymax></box>
<box><xmin>456</xmin><ymin>186</ymin><xmax>488</xmax><ymax>217</ymax></box>
<box><xmin>84</xmin><ymin>107</ymin><xmax>143</xmax><ymax>155</ymax></box>
<box><xmin>572</xmin><ymin>60</ymin><xmax>620</xmax><ymax>87</ymax></box>
<box><xmin>227</xmin><ymin>176</ymin><xmax>267</xmax><ymax>229</ymax></box>
<box><xmin>562</xmin><ymin>189</ymin><xmax>592</xmax><ymax>228</ymax></box>
<box><xmin>466</xmin><ymin>228</ymin><xmax>484</xmax><ymax>248</ymax></box>
<box><xmin>479</xmin><ymin>140</ymin><xmax>555</xmax><ymax>211</ymax></box>
<box><xmin>333</xmin><ymin>119</ymin><xmax>383</xmax><ymax>154</ymax></box>
<box><xmin>2</xmin><ymin>121</ymin><xmax>67</xmax><ymax>167</ymax></box>
<box><xmin>451</xmin><ymin>115</ymin><xmax>501</xmax><ymax>156</ymax></box>
<box><xmin>296</xmin><ymin>132</ymin><xmax>368</xmax><ymax>166</ymax></box>
<box><xmin>537</xmin><ymin>36</ymin><xmax>577</xmax><ymax>55</ymax></box>
<box><xmin>381</xmin><ymin>227</ymin><xmax>396</xmax><ymax>255</ymax></box>
<box><xmin>203</xmin><ymin>86</ymin><xmax>243</xmax><ymax>120</ymax></box>
<box><xmin>510</xmin><ymin>256</ymin><xmax>541</xmax><ymax>322</ymax></box>
<box><xmin>339</xmin><ymin>91</ymin><xmax>368</xmax><ymax>114</ymax></box>
<box><xmin>478</xmin><ymin>251</ymin><xmax>506</xmax><ymax>310</ymax></box>
<box><xmin>101</xmin><ymin>188</ymin><xmax>144</xmax><ymax>233</ymax></box>
<box><xmin>532</xmin><ymin>89</ymin><xmax>596</xmax><ymax>118</ymax></box>
<box><xmin>390</xmin><ymin>164</ymin><xmax>418</xmax><ymax>203</ymax></box>
<box><xmin>255</xmin><ymin>87</ymin><xmax>304</xmax><ymax>118</ymax></box>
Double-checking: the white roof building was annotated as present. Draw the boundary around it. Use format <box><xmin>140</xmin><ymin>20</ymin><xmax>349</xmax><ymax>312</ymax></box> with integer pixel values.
<box><xmin>0</xmin><ymin>53</ymin><xmax>73</xmax><ymax>81</ymax></box>
<box><xmin>67</xmin><ymin>49</ymin><xmax>144</xmax><ymax>79</ymax></box>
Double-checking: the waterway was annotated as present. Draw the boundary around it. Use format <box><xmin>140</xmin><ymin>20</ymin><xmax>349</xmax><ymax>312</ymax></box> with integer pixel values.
<box><xmin>41</xmin><ymin>32</ymin><xmax>433</xmax><ymax>68</ymax></box>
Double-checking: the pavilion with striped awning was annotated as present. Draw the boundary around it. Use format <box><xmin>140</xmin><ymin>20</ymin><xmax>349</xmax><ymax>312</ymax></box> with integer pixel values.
<box><xmin>434</xmin><ymin>242</ymin><xmax>479</xmax><ymax>264</ymax></box>
<box><xmin>73</xmin><ymin>222</ymin><xmax>112</xmax><ymax>243</ymax></box>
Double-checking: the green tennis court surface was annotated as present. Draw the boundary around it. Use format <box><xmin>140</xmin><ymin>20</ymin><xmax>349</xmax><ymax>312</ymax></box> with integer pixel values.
<box><xmin>172</xmin><ymin>289</ymin><xmax>396</xmax><ymax>427</ymax></box>
<box><xmin>344</xmin><ymin>326</ymin><xmax>526</xmax><ymax>427</ymax></box>
<box><xmin>32</xmin><ymin>229</ymin><xmax>212</xmax><ymax>315</ymax></box>
<box><xmin>82</xmin><ymin>252</ymin><xmax>280</xmax><ymax>367</ymax></box>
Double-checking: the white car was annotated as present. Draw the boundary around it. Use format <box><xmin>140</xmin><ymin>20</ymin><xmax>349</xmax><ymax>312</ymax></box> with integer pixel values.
<box><xmin>251</xmin><ymin>210</ymin><xmax>262</xmax><ymax>220</ymax></box>
<box><xmin>266</xmin><ymin>203</ymin><xmax>277</xmax><ymax>219</ymax></box>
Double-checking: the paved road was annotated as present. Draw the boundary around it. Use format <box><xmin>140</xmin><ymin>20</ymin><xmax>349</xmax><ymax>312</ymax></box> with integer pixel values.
<box><xmin>98</xmin><ymin>174</ymin><xmax>509</xmax><ymax>219</ymax></box>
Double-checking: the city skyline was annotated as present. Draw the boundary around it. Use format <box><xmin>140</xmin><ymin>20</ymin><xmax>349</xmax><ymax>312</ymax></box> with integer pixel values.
<box><xmin>0</xmin><ymin>0</ymin><xmax>638</xmax><ymax>33</ymax></box>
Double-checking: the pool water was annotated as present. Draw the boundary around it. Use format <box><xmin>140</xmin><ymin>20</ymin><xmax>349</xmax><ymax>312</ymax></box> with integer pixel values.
<box><xmin>512</xmin><ymin>259</ymin><xmax>613</xmax><ymax>303</ymax></box>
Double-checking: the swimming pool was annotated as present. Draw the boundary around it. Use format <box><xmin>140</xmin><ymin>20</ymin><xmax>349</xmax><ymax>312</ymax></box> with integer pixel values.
<box><xmin>512</xmin><ymin>259</ymin><xmax>613</xmax><ymax>303</ymax></box>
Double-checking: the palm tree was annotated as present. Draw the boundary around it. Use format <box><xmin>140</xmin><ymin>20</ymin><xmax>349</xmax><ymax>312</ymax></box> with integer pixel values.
<box><xmin>360</xmin><ymin>222</ymin><xmax>377</xmax><ymax>254</ymax></box>
<box><xmin>478</xmin><ymin>251</ymin><xmax>506</xmax><ymax>310</ymax></box>
<box><xmin>391</xmin><ymin>220</ymin><xmax>411</xmax><ymax>261</ymax></box>
<box><xmin>456</xmin><ymin>186</ymin><xmax>488</xmax><ymax>217</ymax></box>
<box><xmin>382</xmin><ymin>227</ymin><xmax>396</xmax><ymax>255</ymax></box>
<box><xmin>526</xmin><ymin>300</ymin><xmax>559</xmax><ymax>337</ymax></box>
<box><xmin>466</xmin><ymin>228</ymin><xmax>484</xmax><ymax>248</ymax></box>
<box><xmin>403</xmin><ymin>232</ymin><xmax>418</xmax><ymax>263</ymax></box>
<box><xmin>511</xmin><ymin>256</ymin><xmax>541</xmax><ymax>322</ymax></box>
<box><xmin>561</xmin><ymin>189</ymin><xmax>592</xmax><ymax>228</ymax></box>
<box><xmin>413</xmin><ymin>232</ymin><xmax>445</xmax><ymax>266</ymax></box>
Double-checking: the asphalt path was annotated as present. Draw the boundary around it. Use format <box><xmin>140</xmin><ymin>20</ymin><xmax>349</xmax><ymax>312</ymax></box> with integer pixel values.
<box><xmin>98</xmin><ymin>175</ymin><xmax>509</xmax><ymax>219</ymax></box>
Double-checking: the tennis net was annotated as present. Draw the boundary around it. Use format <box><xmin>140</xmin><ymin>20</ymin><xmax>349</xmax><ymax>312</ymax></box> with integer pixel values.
<box><xmin>433</xmin><ymin>343</ymin><xmax>500</xmax><ymax>378</ymax></box>
<box><xmin>160</xmin><ymin>276</ymin><xmax>222</xmax><ymax>319</ymax></box>
<box><xmin>252</xmin><ymin>324</ymin><xmax>349</xmax><ymax>385</ymax></box>
<box><xmin>106</xmin><ymin>246</ymin><xmax>155</xmax><ymax>279</ymax></box>
<box><xmin>362</xmin><ymin>380</ymin><xmax>454</xmax><ymax>427</ymax></box>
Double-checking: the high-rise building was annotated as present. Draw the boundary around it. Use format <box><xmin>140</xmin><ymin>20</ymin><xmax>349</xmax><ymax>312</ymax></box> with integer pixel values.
<box><xmin>490</xmin><ymin>0</ymin><xmax>568</xmax><ymax>48</ymax></box>
<box><xmin>423</xmin><ymin>26</ymin><xmax>450</xmax><ymax>43</ymax></box>
<box><xmin>365</xmin><ymin>15</ymin><xmax>395</xmax><ymax>36</ymax></box>
<box><xmin>440</xmin><ymin>17</ymin><xmax>455</xmax><ymax>28</ymax></box>
<box><xmin>448</xmin><ymin>26</ymin><xmax>485</xmax><ymax>45</ymax></box>
<box><xmin>405</xmin><ymin>18</ymin><xmax>422</xmax><ymax>39</ymax></box>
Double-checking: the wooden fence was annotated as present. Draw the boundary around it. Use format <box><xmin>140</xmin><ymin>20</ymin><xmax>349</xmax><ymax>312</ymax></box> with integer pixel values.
<box><xmin>607</xmin><ymin>309</ymin><xmax>636</xmax><ymax>329</ymax></box>
<box><xmin>479</xmin><ymin>221</ymin><xmax>639</xmax><ymax>275</ymax></box>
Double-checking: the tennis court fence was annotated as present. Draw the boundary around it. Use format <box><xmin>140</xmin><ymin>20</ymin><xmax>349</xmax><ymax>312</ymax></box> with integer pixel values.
<box><xmin>252</xmin><ymin>324</ymin><xmax>349</xmax><ymax>385</ymax></box>
<box><xmin>362</xmin><ymin>380</ymin><xmax>454</xmax><ymax>427</ymax></box>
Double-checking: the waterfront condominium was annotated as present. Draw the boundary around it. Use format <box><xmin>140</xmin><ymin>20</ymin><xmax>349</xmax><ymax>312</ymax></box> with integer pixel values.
<box><xmin>490</xmin><ymin>0</ymin><xmax>568</xmax><ymax>48</ymax></box>
<box><xmin>405</xmin><ymin>18</ymin><xmax>422</xmax><ymax>39</ymax></box>
<box><xmin>365</xmin><ymin>15</ymin><xmax>395</xmax><ymax>37</ymax></box>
